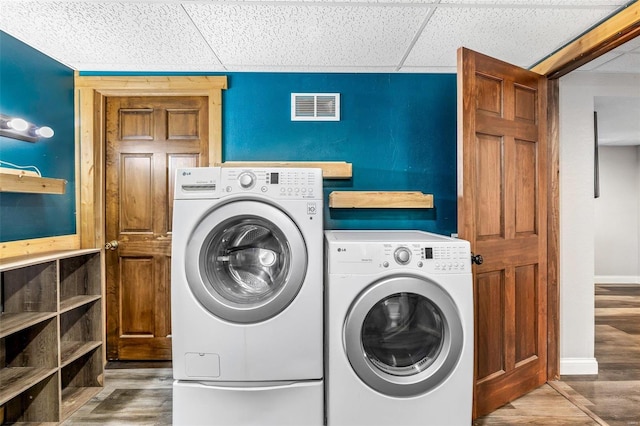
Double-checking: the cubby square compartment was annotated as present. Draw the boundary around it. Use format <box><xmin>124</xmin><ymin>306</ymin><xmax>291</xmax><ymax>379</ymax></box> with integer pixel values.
<box><xmin>60</xmin><ymin>252</ymin><xmax>102</xmax><ymax>312</ymax></box>
<box><xmin>60</xmin><ymin>300</ymin><xmax>102</xmax><ymax>367</ymax></box>
<box><xmin>2</xmin><ymin>371</ymin><xmax>60</xmax><ymax>423</ymax></box>
<box><xmin>0</xmin><ymin>319</ymin><xmax>59</xmax><ymax>412</ymax></box>
<box><xmin>61</xmin><ymin>346</ymin><xmax>103</xmax><ymax>420</ymax></box>
<box><xmin>1</xmin><ymin>260</ymin><xmax>57</xmax><ymax>315</ymax></box>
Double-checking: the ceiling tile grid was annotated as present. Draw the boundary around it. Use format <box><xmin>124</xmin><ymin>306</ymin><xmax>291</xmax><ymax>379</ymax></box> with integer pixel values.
<box><xmin>402</xmin><ymin>5</ymin><xmax>619</xmax><ymax>71</ymax></box>
<box><xmin>0</xmin><ymin>0</ymin><xmax>635</xmax><ymax>73</ymax></box>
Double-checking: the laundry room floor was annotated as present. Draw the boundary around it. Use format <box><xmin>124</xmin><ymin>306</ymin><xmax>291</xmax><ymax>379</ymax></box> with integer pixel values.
<box><xmin>61</xmin><ymin>285</ymin><xmax>639</xmax><ymax>426</ymax></box>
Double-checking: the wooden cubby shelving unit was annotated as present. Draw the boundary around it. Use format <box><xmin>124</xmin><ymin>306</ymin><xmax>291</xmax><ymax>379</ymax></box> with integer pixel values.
<box><xmin>329</xmin><ymin>191</ymin><xmax>434</xmax><ymax>209</ymax></box>
<box><xmin>0</xmin><ymin>249</ymin><xmax>104</xmax><ymax>423</ymax></box>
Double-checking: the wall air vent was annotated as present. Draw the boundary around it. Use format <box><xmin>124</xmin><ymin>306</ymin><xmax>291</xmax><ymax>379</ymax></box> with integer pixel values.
<box><xmin>291</xmin><ymin>93</ymin><xmax>340</xmax><ymax>121</ymax></box>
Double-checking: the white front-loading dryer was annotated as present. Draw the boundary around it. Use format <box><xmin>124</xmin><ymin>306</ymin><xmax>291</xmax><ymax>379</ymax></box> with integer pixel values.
<box><xmin>325</xmin><ymin>230</ymin><xmax>473</xmax><ymax>426</ymax></box>
<box><xmin>171</xmin><ymin>167</ymin><xmax>323</xmax><ymax>425</ymax></box>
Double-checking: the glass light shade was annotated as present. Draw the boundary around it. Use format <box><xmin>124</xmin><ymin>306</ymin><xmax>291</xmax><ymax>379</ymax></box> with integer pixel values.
<box><xmin>8</xmin><ymin>118</ymin><xmax>29</xmax><ymax>131</ymax></box>
<box><xmin>35</xmin><ymin>126</ymin><xmax>54</xmax><ymax>138</ymax></box>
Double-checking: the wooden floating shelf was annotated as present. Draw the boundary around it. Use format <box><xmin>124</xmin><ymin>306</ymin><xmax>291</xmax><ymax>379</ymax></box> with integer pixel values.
<box><xmin>219</xmin><ymin>161</ymin><xmax>352</xmax><ymax>179</ymax></box>
<box><xmin>329</xmin><ymin>191</ymin><xmax>434</xmax><ymax>209</ymax></box>
<box><xmin>0</xmin><ymin>172</ymin><xmax>66</xmax><ymax>194</ymax></box>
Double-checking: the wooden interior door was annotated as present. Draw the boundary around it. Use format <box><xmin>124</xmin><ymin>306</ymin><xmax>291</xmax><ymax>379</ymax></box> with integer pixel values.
<box><xmin>105</xmin><ymin>96</ymin><xmax>208</xmax><ymax>360</ymax></box>
<box><xmin>457</xmin><ymin>47</ymin><xmax>548</xmax><ymax>418</ymax></box>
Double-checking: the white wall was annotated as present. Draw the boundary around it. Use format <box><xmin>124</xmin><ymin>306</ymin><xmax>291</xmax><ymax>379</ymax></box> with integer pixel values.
<box><xmin>594</xmin><ymin>146</ymin><xmax>640</xmax><ymax>284</ymax></box>
<box><xmin>558</xmin><ymin>72</ymin><xmax>640</xmax><ymax>375</ymax></box>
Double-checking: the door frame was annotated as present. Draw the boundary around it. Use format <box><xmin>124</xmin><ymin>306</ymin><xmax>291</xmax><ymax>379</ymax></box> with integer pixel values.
<box><xmin>537</xmin><ymin>2</ymin><xmax>638</xmax><ymax>380</ymax></box>
<box><xmin>74</xmin><ymin>75</ymin><xmax>227</xmax><ymax>250</ymax></box>
<box><xmin>74</xmin><ymin>76</ymin><xmax>226</xmax><ymax>363</ymax></box>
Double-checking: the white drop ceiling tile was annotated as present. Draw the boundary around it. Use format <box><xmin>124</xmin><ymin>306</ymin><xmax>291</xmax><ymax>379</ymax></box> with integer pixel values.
<box><xmin>592</xmin><ymin>52</ymin><xmax>640</xmax><ymax>73</ymax></box>
<box><xmin>0</xmin><ymin>1</ymin><xmax>220</xmax><ymax>70</ymax></box>
<box><xmin>440</xmin><ymin>0</ymin><xmax>624</xmax><ymax>5</ymax></box>
<box><xmin>184</xmin><ymin>3</ymin><xmax>429</xmax><ymax>67</ymax></box>
<box><xmin>404</xmin><ymin>6</ymin><xmax>617</xmax><ymax>69</ymax></box>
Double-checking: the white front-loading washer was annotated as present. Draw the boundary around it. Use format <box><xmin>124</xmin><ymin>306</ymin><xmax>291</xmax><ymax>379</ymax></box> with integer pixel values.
<box><xmin>325</xmin><ymin>230</ymin><xmax>473</xmax><ymax>426</ymax></box>
<box><xmin>171</xmin><ymin>167</ymin><xmax>323</xmax><ymax>426</ymax></box>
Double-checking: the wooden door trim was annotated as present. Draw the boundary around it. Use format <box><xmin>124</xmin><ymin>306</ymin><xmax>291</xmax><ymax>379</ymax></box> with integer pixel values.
<box><xmin>531</xmin><ymin>2</ymin><xmax>640</xmax><ymax>78</ymax></box>
<box><xmin>546</xmin><ymin>79</ymin><xmax>560</xmax><ymax>380</ymax></box>
<box><xmin>74</xmin><ymin>75</ymin><xmax>227</xmax><ymax>249</ymax></box>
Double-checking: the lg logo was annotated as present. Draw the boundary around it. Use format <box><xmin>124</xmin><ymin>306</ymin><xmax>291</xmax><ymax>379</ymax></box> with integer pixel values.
<box><xmin>182</xmin><ymin>171</ymin><xmax>191</xmax><ymax>176</ymax></box>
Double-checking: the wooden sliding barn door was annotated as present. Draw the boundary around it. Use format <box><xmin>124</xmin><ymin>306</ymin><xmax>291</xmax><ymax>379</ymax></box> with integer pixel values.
<box><xmin>457</xmin><ymin>47</ymin><xmax>548</xmax><ymax>418</ymax></box>
<box><xmin>105</xmin><ymin>96</ymin><xmax>208</xmax><ymax>360</ymax></box>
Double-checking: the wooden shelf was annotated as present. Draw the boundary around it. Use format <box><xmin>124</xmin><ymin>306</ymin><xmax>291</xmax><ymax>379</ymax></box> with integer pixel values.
<box><xmin>60</xmin><ymin>295</ymin><xmax>102</xmax><ymax>314</ymax></box>
<box><xmin>0</xmin><ymin>172</ymin><xmax>66</xmax><ymax>194</ymax></box>
<box><xmin>329</xmin><ymin>191</ymin><xmax>434</xmax><ymax>209</ymax></box>
<box><xmin>0</xmin><ymin>311</ymin><xmax>57</xmax><ymax>338</ymax></box>
<box><xmin>219</xmin><ymin>161</ymin><xmax>352</xmax><ymax>179</ymax></box>
<box><xmin>0</xmin><ymin>367</ymin><xmax>57</xmax><ymax>405</ymax></box>
<box><xmin>60</xmin><ymin>341</ymin><xmax>102</xmax><ymax>368</ymax></box>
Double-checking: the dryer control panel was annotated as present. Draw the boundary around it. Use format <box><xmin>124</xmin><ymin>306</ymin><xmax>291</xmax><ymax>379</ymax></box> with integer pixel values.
<box><xmin>325</xmin><ymin>231</ymin><xmax>471</xmax><ymax>275</ymax></box>
<box><xmin>174</xmin><ymin>167</ymin><xmax>322</xmax><ymax>201</ymax></box>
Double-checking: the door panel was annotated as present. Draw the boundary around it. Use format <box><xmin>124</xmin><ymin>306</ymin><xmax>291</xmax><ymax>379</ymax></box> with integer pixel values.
<box><xmin>457</xmin><ymin>47</ymin><xmax>548</xmax><ymax>418</ymax></box>
<box><xmin>476</xmin><ymin>134</ymin><xmax>503</xmax><ymax>239</ymax></box>
<box><xmin>106</xmin><ymin>95</ymin><xmax>208</xmax><ymax>360</ymax></box>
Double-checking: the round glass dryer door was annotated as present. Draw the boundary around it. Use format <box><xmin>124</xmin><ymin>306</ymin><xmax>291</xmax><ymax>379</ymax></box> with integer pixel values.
<box><xmin>184</xmin><ymin>200</ymin><xmax>307</xmax><ymax>323</ymax></box>
<box><xmin>344</xmin><ymin>275</ymin><xmax>464</xmax><ymax>397</ymax></box>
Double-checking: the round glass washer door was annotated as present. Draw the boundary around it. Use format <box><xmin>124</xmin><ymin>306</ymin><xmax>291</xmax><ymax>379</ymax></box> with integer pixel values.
<box><xmin>184</xmin><ymin>200</ymin><xmax>307</xmax><ymax>324</ymax></box>
<box><xmin>344</xmin><ymin>275</ymin><xmax>464</xmax><ymax>397</ymax></box>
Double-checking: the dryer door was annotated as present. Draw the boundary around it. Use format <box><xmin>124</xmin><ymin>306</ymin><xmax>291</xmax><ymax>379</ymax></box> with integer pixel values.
<box><xmin>344</xmin><ymin>275</ymin><xmax>464</xmax><ymax>397</ymax></box>
<box><xmin>184</xmin><ymin>200</ymin><xmax>307</xmax><ymax>323</ymax></box>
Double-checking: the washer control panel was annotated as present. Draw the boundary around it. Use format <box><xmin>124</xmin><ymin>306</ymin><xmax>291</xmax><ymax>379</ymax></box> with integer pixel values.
<box><xmin>326</xmin><ymin>233</ymin><xmax>471</xmax><ymax>275</ymax></box>
<box><xmin>174</xmin><ymin>167</ymin><xmax>322</xmax><ymax>201</ymax></box>
<box><xmin>223</xmin><ymin>168</ymin><xmax>321</xmax><ymax>200</ymax></box>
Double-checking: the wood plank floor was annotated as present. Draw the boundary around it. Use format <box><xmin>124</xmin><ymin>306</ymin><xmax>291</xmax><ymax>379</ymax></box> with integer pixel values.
<box><xmin>561</xmin><ymin>284</ymin><xmax>640</xmax><ymax>426</ymax></box>
<box><xmin>62</xmin><ymin>284</ymin><xmax>639</xmax><ymax>425</ymax></box>
<box><xmin>476</xmin><ymin>284</ymin><xmax>640</xmax><ymax>426</ymax></box>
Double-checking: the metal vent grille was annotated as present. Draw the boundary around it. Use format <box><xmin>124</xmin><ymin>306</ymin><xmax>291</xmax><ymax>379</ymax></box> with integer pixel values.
<box><xmin>291</xmin><ymin>93</ymin><xmax>340</xmax><ymax>121</ymax></box>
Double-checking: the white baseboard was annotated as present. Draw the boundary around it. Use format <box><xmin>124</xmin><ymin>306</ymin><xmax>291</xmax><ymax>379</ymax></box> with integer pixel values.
<box><xmin>595</xmin><ymin>275</ymin><xmax>640</xmax><ymax>284</ymax></box>
<box><xmin>560</xmin><ymin>357</ymin><xmax>598</xmax><ymax>375</ymax></box>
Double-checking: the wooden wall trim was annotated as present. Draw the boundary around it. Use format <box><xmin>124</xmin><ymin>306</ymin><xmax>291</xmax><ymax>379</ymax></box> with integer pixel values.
<box><xmin>74</xmin><ymin>75</ymin><xmax>228</xmax><ymax>91</ymax></box>
<box><xmin>531</xmin><ymin>2</ymin><xmax>640</xmax><ymax>78</ymax></box>
<box><xmin>74</xmin><ymin>75</ymin><xmax>227</xmax><ymax>249</ymax></box>
<box><xmin>0</xmin><ymin>234</ymin><xmax>81</xmax><ymax>259</ymax></box>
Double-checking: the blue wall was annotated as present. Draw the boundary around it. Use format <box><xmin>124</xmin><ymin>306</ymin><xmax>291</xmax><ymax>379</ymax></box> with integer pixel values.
<box><xmin>1</xmin><ymin>32</ymin><xmax>457</xmax><ymax>242</ymax></box>
<box><xmin>82</xmin><ymin>71</ymin><xmax>458</xmax><ymax>236</ymax></box>
<box><xmin>221</xmin><ymin>73</ymin><xmax>457</xmax><ymax>236</ymax></box>
<box><xmin>0</xmin><ymin>32</ymin><xmax>76</xmax><ymax>242</ymax></box>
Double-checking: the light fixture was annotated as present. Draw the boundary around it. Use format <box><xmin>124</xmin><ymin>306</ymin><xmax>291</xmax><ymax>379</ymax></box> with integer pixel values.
<box><xmin>0</xmin><ymin>113</ymin><xmax>55</xmax><ymax>142</ymax></box>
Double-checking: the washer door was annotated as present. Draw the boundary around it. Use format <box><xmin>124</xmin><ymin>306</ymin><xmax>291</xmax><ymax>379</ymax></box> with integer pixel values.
<box><xmin>344</xmin><ymin>275</ymin><xmax>464</xmax><ymax>397</ymax></box>
<box><xmin>184</xmin><ymin>200</ymin><xmax>307</xmax><ymax>323</ymax></box>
